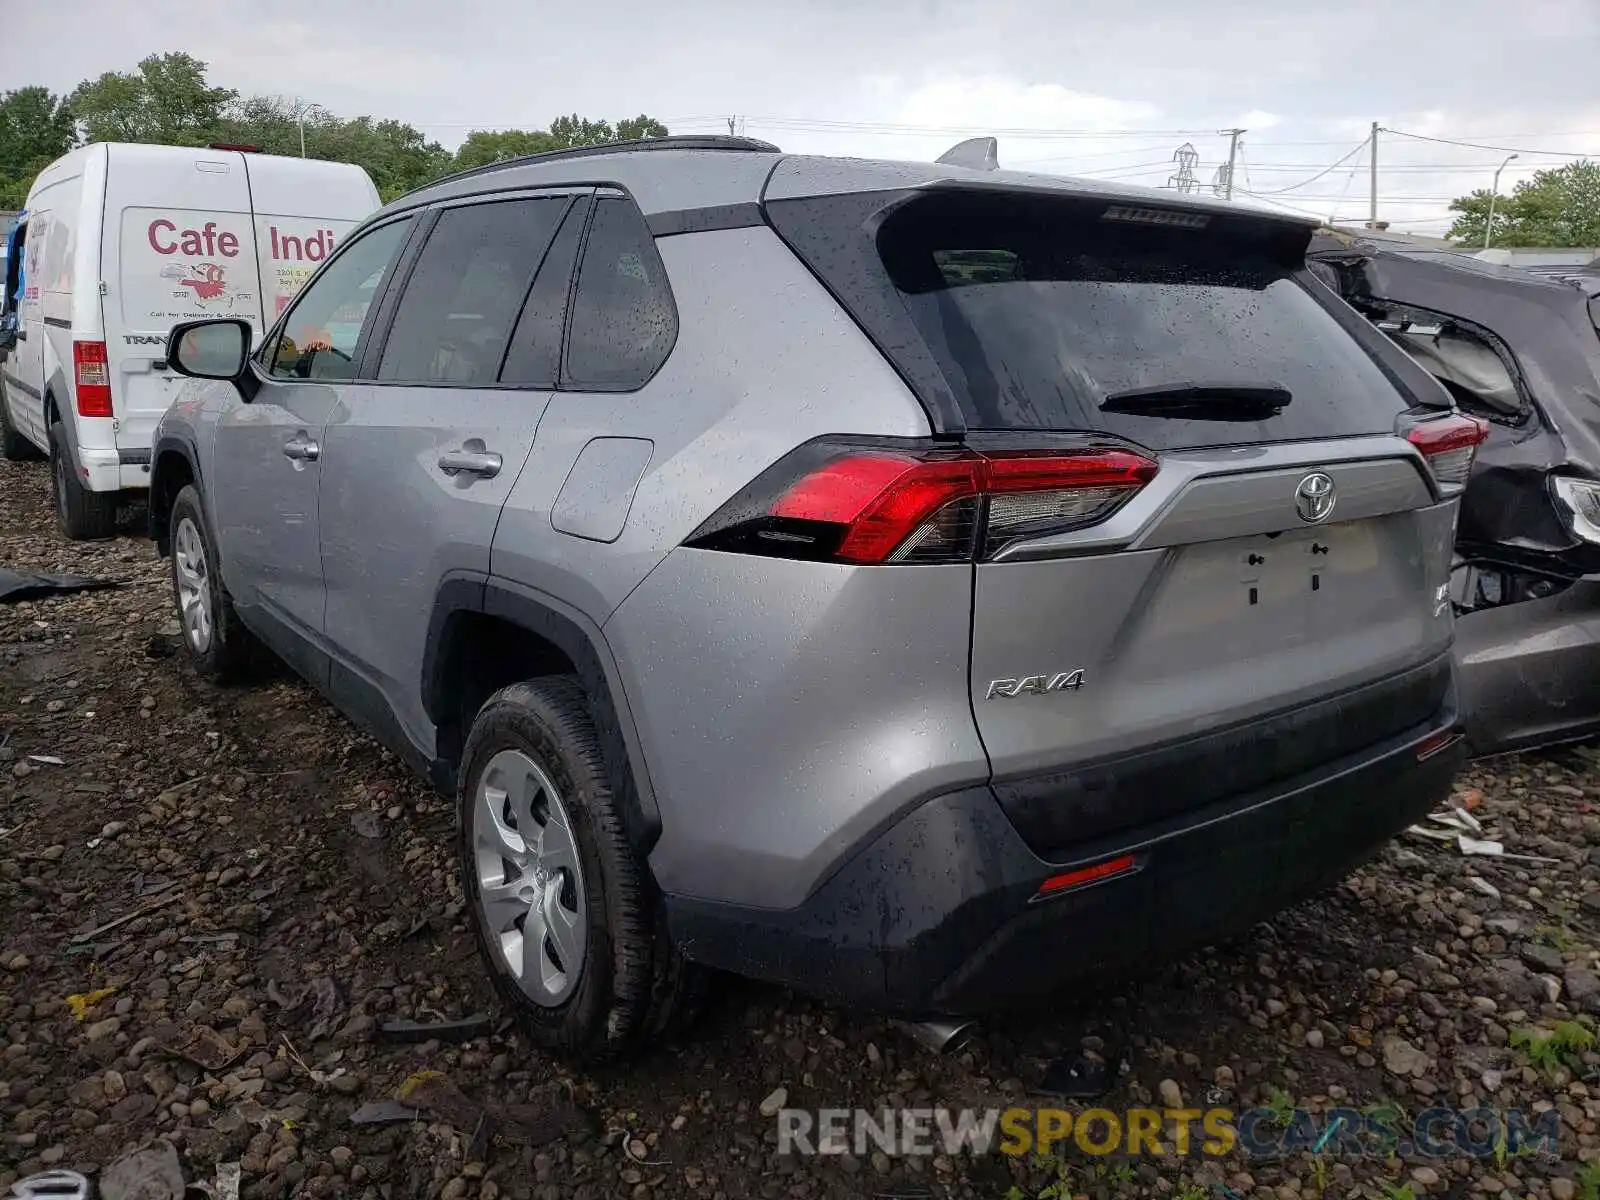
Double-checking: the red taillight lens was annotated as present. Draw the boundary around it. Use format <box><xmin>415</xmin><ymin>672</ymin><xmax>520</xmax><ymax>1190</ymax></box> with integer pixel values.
<box><xmin>689</xmin><ymin>441</ymin><xmax>1157</xmax><ymax>564</ymax></box>
<box><xmin>1404</xmin><ymin>412</ymin><xmax>1488</xmax><ymax>495</ymax></box>
<box><xmin>73</xmin><ymin>341</ymin><xmax>113</xmax><ymax>418</ymax></box>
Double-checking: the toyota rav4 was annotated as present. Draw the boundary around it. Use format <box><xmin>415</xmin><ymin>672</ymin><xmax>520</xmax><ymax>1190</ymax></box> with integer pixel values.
<box><xmin>148</xmin><ymin>135</ymin><xmax>1477</xmax><ymax>1060</ymax></box>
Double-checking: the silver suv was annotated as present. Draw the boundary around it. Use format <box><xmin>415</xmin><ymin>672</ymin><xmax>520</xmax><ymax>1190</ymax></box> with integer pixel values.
<box><xmin>149</xmin><ymin>135</ymin><xmax>1480</xmax><ymax>1059</ymax></box>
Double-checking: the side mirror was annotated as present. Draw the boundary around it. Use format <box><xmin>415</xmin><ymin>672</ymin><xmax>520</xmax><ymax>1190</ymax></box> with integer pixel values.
<box><xmin>167</xmin><ymin>318</ymin><xmax>252</xmax><ymax>381</ymax></box>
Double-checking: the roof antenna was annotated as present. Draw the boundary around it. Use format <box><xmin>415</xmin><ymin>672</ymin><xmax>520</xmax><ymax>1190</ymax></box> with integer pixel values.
<box><xmin>936</xmin><ymin>137</ymin><xmax>999</xmax><ymax>171</ymax></box>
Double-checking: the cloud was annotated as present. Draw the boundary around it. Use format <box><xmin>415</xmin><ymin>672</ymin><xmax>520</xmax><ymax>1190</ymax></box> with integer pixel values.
<box><xmin>7</xmin><ymin>0</ymin><xmax>1597</xmax><ymax>234</ymax></box>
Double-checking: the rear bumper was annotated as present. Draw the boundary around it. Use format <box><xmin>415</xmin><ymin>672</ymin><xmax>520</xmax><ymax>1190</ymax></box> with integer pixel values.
<box><xmin>666</xmin><ymin>698</ymin><xmax>1463</xmax><ymax>1015</ymax></box>
<box><xmin>74</xmin><ymin>447</ymin><xmax>151</xmax><ymax>492</ymax></box>
<box><xmin>1456</xmin><ymin>575</ymin><xmax>1600</xmax><ymax>755</ymax></box>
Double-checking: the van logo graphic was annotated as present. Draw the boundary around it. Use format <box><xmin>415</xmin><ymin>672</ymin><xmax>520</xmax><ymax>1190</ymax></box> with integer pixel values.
<box><xmin>1294</xmin><ymin>472</ymin><xmax>1337</xmax><ymax>524</ymax></box>
<box><xmin>161</xmin><ymin>262</ymin><xmax>231</xmax><ymax>306</ymax></box>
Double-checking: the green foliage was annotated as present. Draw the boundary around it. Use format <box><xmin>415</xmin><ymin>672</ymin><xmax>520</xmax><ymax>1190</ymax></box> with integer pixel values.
<box><xmin>1577</xmin><ymin>1160</ymin><xmax>1600</xmax><ymax>1200</ymax></box>
<box><xmin>0</xmin><ymin>50</ymin><xmax>669</xmax><ymax>210</ymax></box>
<box><xmin>1378</xmin><ymin>1184</ymin><xmax>1415</xmax><ymax>1200</ymax></box>
<box><xmin>71</xmin><ymin>52</ymin><xmax>235</xmax><ymax>146</ymax></box>
<box><xmin>0</xmin><ymin>87</ymin><xmax>75</xmax><ymax>207</ymax></box>
<box><xmin>1447</xmin><ymin>160</ymin><xmax>1600</xmax><ymax>247</ymax></box>
<box><xmin>1510</xmin><ymin>1020</ymin><xmax>1596</xmax><ymax>1077</ymax></box>
<box><xmin>1262</xmin><ymin>1087</ymin><xmax>1296</xmax><ymax>1127</ymax></box>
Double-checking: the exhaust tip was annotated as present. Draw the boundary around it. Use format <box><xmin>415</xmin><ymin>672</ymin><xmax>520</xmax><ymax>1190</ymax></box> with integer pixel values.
<box><xmin>893</xmin><ymin>1018</ymin><xmax>978</xmax><ymax>1055</ymax></box>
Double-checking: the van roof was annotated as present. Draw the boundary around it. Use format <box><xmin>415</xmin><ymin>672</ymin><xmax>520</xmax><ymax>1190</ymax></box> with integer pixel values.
<box><xmin>28</xmin><ymin>142</ymin><xmax>380</xmax><ymax>212</ymax></box>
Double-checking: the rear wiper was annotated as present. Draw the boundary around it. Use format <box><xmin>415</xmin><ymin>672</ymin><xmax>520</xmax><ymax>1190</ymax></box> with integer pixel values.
<box><xmin>1100</xmin><ymin>381</ymin><xmax>1291</xmax><ymax>421</ymax></box>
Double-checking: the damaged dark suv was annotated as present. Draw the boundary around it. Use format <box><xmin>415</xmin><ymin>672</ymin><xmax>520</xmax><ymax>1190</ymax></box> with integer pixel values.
<box><xmin>1311</xmin><ymin>234</ymin><xmax>1600</xmax><ymax>754</ymax></box>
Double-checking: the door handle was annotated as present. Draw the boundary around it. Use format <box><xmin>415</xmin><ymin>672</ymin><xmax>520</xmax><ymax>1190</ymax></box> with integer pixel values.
<box><xmin>437</xmin><ymin>447</ymin><xmax>502</xmax><ymax>478</ymax></box>
<box><xmin>283</xmin><ymin>435</ymin><xmax>320</xmax><ymax>462</ymax></box>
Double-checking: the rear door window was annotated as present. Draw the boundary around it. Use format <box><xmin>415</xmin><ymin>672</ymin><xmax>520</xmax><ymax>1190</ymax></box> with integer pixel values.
<box><xmin>377</xmin><ymin>196</ymin><xmax>571</xmax><ymax>385</ymax></box>
<box><xmin>563</xmin><ymin>195</ymin><xmax>677</xmax><ymax>391</ymax></box>
<box><xmin>771</xmin><ymin>190</ymin><xmax>1415</xmax><ymax>449</ymax></box>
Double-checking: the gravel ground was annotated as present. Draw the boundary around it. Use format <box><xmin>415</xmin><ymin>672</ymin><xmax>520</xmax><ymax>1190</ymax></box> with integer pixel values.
<box><xmin>6</xmin><ymin>454</ymin><xmax>1600</xmax><ymax>1200</ymax></box>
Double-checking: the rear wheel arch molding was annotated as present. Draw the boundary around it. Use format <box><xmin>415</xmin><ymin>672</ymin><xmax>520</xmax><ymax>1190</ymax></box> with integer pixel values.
<box><xmin>149</xmin><ymin>435</ymin><xmax>203</xmax><ymax>554</ymax></box>
<box><xmin>423</xmin><ymin>578</ymin><xmax>662</xmax><ymax>854</ymax></box>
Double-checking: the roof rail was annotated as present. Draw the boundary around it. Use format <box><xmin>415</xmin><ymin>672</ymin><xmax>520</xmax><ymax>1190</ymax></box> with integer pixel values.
<box><xmin>400</xmin><ymin>134</ymin><xmax>784</xmax><ymax>199</ymax></box>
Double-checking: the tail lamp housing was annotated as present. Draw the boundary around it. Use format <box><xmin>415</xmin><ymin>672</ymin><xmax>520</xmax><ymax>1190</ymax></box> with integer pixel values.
<box><xmin>73</xmin><ymin>341</ymin><xmax>113</xmax><ymax>418</ymax></box>
<box><xmin>685</xmin><ymin>438</ymin><xmax>1158</xmax><ymax>565</ymax></box>
<box><xmin>1401</xmin><ymin>411</ymin><xmax>1488</xmax><ymax>496</ymax></box>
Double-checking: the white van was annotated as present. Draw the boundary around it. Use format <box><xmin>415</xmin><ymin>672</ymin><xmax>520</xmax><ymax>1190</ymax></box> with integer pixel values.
<box><xmin>0</xmin><ymin>143</ymin><xmax>379</xmax><ymax>538</ymax></box>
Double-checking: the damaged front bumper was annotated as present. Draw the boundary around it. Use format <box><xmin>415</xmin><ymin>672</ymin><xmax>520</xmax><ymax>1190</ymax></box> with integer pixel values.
<box><xmin>1455</xmin><ymin>566</ymin><xmax>1600</xmax><ymax>755</ymax></box>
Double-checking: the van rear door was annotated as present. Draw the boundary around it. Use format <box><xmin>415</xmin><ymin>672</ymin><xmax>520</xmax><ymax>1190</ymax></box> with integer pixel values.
<box><xmin>243</xmin><ymin>156</ymin><xmax>380</xmax><ymax>323</ymax></box>
<box><xmin>105</xmin><ymin>147</ymin><xmax>260</xmax><ymax>455</ymax></box>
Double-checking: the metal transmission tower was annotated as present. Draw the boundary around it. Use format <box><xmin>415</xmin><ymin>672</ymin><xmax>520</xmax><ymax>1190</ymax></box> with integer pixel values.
<box><xmin>1167</xmin><ymin>142</ymin><xmax>1200</xmax><ymax>193</ymax></box>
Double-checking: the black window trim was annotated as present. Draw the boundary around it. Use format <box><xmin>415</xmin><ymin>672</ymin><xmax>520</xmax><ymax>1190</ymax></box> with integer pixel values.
<box><xmin>250</xmin><ymin>210</ymin><xmax>423</xmax><ymax>387</ymax></box>
<box><xmin>360</xmin><ymin>185</ymin><xmax>596</xmax><ymax>391</ymax></box>
<box><xmin>557</xmin><ymin>185</ymin><xmax>680</xmax><ymax>395</ymax></box>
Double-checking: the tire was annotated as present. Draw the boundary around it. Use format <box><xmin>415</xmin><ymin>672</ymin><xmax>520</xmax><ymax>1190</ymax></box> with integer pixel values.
<box><xmin>459</xmin><ymin>677</ymin><xmax>699</xmax><ymax>1061</ymax></box>
<box><xmin>49</xmin><ymin>421</ymin><xmax>117</xmax><ymax>540</ymax></box>
<box><xmin>0</xmin><ymin>382</ymin><xmax>43</xmax><ymax>462</ymax></box>
<box><xmin>168</xmin><ymin>484</ymin><xmax>255</xmax><ymax>679</ymax></box>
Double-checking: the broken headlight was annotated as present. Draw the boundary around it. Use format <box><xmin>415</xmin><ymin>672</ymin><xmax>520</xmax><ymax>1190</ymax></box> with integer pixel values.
<box><xmin>1551</xmin><ymin>476</ymin><xmax>1600</xmax><ymax>544</ymax></box>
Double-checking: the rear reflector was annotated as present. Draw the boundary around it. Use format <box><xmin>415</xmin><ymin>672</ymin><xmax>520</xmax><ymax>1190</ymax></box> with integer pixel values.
<box><xmin>1415</xmin><ymin>729</ymin><xmax>1463</xmax><ymax>761</ymax></box>
<box><xmin>1034</xmin><ymin>854</ymin><xmax>1139</xmax><ymax>899</ymax></box>
<box><xmin>73</xmin><ymin>341</ymin><xmax>113</xmax><ymax>418</ymax></box>
<box><xmin>1404</xmin><ymin>412</ymin><xmax>1488</xmax><ymax>495</ymax></box>
<box><xmin>690</xmin><ymin>440</ymin><xmax>1158</xmax><ymax>565</ymax></box>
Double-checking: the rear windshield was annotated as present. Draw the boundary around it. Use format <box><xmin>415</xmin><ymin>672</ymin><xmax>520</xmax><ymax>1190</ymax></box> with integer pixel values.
<box><xmin>769</xmin><ymin>189</ymin><xmax>1414</xmax><ymax>449</ymax></box>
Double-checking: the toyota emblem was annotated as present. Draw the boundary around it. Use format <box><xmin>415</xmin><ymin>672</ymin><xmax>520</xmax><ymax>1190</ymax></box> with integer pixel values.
<box><xmin>1294</xmin><ymin>472</ymin><xmax>1337</xmax><ymax>524</ymax></box>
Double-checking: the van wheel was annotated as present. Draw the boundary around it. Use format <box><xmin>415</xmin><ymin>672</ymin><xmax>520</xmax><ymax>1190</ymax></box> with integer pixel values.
<box><xmin>169</xmin><ymin>484</ymin><xmax>254</xmax><ymax>679</ymax></box>
<box><xmin>49</xmin><ymin>422</ymin><xmax>117</xmax><ymax>540</ymax></box>
<box><xmin>0</xmin><ymin>383</ymin><xmax>42</xmax><ymax>461</ymax></box>
<box><xmin>458</xmin><ymin>678</ymin><xmax>700</xmax><ymax>1061</ymax></box>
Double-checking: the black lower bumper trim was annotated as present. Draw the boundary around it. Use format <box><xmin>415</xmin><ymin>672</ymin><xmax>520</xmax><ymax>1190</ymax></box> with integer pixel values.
<box><xmin>665</xmin><ymin>698</ymin><xmax>1462</xmax><ymax>1015</ymax></box>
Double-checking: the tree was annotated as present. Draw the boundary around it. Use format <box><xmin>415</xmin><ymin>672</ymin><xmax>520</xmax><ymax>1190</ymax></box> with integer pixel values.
<box><xmin>1447</xmin><ymin>161</ymin><xmax>1600</xmax><ymax>248</ymax></box>
<box><xmin>615</xmin><ymin>115</ymin><xmax>670</xmax><ymax>142</ymax></box>
<box><xmin>0</xmin><ymin>87</ymin><xmax>76</xmax><ymax>207</ymax></box>
<box><xmin>454</xmin><ymin>129</ymin><xmax>560</xmax><ymax>171</ymax></box>
<box><xmin>70</xmin><ymin>52</ymin><xmax>235</xmax><ymax>147</ymax></box>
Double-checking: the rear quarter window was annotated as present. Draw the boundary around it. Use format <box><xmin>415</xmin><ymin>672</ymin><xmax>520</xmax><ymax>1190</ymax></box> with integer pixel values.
<box><xmin>563</xmin><ymin>195</ymin><xmax>677</xmax><ymax>391</ymax></box>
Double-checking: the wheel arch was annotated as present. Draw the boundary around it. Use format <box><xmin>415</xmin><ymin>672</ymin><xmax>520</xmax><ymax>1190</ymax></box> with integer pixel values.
<box><xmin>148</xmin><ymin>434</ymin><xmax>203</xmax><ymax>555</ymax></box>
<box><xmin>423</xmin><ymin>577</ymin><xmax>662</xmax><ymax>855</ymax></box>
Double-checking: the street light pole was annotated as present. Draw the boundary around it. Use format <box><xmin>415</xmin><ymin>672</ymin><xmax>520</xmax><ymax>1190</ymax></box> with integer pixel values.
<box><xmin>295</xmin><ymin>100</ymin><xmax>326</xmax><ymax>158</ymax></box>
<box><xmin>1485</xmin><ymin>153</ymin><xmax>1519</xmax><ymax>250</ymax></box>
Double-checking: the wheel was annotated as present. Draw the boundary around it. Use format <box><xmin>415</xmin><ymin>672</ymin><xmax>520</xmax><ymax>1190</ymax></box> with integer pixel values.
<box><xmin>459</xmin><ymin>678</ymin><xmax>699</xmax><ymax>1061</ymax></box>
<box><xmin>0</xmin><ymin>381</ymin><xmax>43</xmax><ymax>461</ymax></box>
<box><xmin>49</xmin><ymin>422</ymin><xmax>117</xmax><ymax>539</ymax></box>
<box><xmin>168</xmin><ymin>484</ymin><xmax>255</xmax><ymax>679</ymax></box>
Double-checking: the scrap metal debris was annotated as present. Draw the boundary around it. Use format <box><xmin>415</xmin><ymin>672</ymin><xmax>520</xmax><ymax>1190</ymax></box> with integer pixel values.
<box><xmin>378</xmin><ymin>1013</ymin><xmax>494</xmax><ymax>1044</ymax></box>
<box><xmin>7</xmin><ymin>1168</ymin><xmax>92</xmax><ymax>1199</ymax></box>
<box><xmin>100</xmin><ymin>1141</ymin><xmax>184</xmax><ymax>1200</ymax></box>
<box><xmin>69</xmin><ymin>887</ymin><xmax>183</xmax><ymax>945</ymax></box>
<box><xmin>0</xmin><ymin>566</ymin><xmax>119</xmax><ymax>604</ymax></box>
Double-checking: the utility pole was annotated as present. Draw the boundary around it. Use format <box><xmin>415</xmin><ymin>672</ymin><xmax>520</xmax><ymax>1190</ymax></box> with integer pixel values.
<box><xmin>1220</xmin><ymin>128</ymin><xmax>1245</xmax><ymax>200</ymax></box>
<box><xmin>1368</xmin><ymin>121</ymin><xmax>1379</xmax><ymax>228</ymax></box>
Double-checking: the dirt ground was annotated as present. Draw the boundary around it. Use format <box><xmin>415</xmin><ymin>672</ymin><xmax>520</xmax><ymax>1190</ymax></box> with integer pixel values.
<box><xmin>6</xmin><ymin>454</ymin><xmax>1600</xmax><ymax>1200</ymax></box>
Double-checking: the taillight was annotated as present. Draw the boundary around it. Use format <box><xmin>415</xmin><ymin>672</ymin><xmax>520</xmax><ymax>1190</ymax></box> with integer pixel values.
<box><xmin>686</xmin><ymin>439</ymin><xmax>1158</xmax><ymax>564</ymax></box>
<box><xmin>73</xmin><ymin>341</ymin><xmax>113</xmax><ymax>418</ymax></box>
<box><xmin>1403</xmin><ymin>412</ymin><xmax>1488</xmax><ymax>495</ymax></box>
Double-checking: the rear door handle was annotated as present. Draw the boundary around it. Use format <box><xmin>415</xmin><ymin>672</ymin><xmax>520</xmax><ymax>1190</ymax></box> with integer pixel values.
<box><xmin>283</xmin><ymin>434</ymin><xmax>320</xmax><ymax>462</ymax></box>
<box><xmin>437</xmin><ymin>447</ymin><xmax>502</xmax><ymax>478</ymax></box>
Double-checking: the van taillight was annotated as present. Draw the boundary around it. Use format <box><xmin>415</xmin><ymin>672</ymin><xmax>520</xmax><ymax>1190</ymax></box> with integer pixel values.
<box><xmin>1404</xmin><ymin>412</ymin><xmax>1489</xmax><ymax>495</ymax></box>
<box><xmin>73</xmin><ymin>341</ymin><xmax>113</xmax><ymax>418</ymax></box>
<box><xmin>685</xmin><ymin>439</ymin><xmax>1158</xmax><ymax>564</ymax></box>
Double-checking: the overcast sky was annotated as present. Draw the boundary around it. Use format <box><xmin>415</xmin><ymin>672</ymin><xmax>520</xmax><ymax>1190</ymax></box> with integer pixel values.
<box><xmin>5</xmin><ymin>0</ymin><xmax>1598</xmax><ymax>234</ymax></box>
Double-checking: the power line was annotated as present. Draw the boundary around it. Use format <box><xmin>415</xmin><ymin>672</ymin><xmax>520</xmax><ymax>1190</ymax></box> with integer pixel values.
<box><xmin>1381</xmin><ymin>127</ymin><xmax>1598</xmax><ymax>159</ymax></box>
<box><xmin>1244</xmin><ymin>138</ymin><xmax>1370</xmax><ymax>195</ymax></box>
